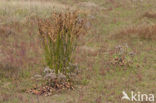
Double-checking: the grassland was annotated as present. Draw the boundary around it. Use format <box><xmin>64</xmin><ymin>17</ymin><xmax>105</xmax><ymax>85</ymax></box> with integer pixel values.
<box><xmin>0</xmin><ymin>0</ymin><xmax>156</xmax><ymax>103</ymax></box>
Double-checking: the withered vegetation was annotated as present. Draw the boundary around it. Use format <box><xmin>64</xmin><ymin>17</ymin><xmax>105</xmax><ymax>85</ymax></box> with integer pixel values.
<box><xmin>113</xmin><ymin>24</ymin><xmax>156</xmax><ymax>40</ymax></box>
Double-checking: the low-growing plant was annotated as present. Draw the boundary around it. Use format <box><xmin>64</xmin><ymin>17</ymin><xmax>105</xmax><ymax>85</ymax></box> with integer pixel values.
<box><xmin>38</xmin><ymin>11</ymin><xmax>86</xmax><ymax>76</ymax></box>
<box><xmin>111</xmin><ymin>44</ymin><xmax>135</xmax><ymax>67</ymax></box>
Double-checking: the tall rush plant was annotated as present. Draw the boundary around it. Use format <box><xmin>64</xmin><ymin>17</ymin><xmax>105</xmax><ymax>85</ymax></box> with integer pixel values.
<box><xmin>38</xmin><ymin>11</ymin><xmax>86</xmax><ymax>76</ymax></box>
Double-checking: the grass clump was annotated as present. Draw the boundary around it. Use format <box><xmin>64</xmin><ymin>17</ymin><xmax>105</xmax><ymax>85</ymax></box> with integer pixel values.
<box><xmin>38</xmin><ymin>11</ymin><xmax>86</xmax><ymax>76</ymax></box>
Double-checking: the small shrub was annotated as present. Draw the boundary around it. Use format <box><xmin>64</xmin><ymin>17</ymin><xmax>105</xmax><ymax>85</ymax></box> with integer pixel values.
<box><xmin>111</xmin><ymin>44</ymin><xmax>134</xmax><ymax>67</ymax></box>
<box><xmin>38</xmin><ymin>11</ymin><xmax>86</xmax><ymax>76</ymax></box>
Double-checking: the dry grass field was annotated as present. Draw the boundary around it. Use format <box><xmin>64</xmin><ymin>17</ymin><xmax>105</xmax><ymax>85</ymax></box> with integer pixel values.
<box><xmin>0</xmin><ymin>0</ymin><xmax>156</xmax><ymax>103</ymax></box>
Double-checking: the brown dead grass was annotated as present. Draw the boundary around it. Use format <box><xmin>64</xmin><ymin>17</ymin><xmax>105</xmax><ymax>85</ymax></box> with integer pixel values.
<box><xmin>113</xmin><ymin>24</ymin><xmax>156</xmax><ymax>40</ymax></box>
<box><xmin>143</xmin><ymin>11</ymin><xmax>156</xmax><ymax>19</ymax></box>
